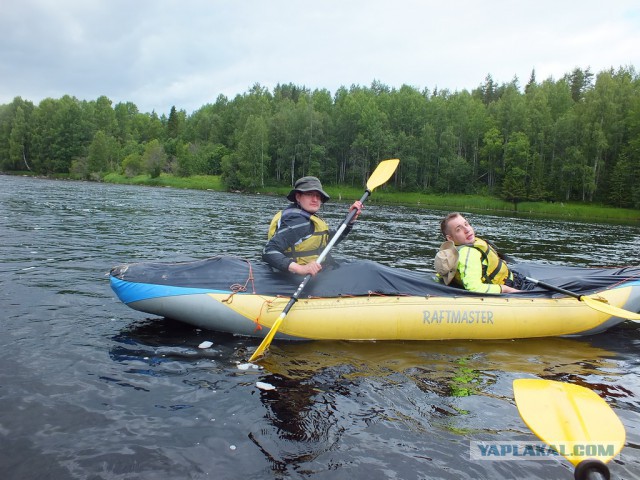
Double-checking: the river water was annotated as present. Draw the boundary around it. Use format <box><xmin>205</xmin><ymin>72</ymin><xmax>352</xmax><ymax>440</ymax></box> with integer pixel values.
<box><xmin>1</xmin><ymin>174</ymin><xmax>639</xmax><ymax>480</ymax></box>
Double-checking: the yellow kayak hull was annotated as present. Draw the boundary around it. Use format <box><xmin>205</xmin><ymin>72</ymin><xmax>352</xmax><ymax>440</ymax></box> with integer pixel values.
<box><xmin>202</xmin><ymin>285</ymin><xmax>634</xmax><ymax>340</ymax></box>
<box><xmin>111</xmin><ymin>257</ymin><xmax>640</xmax><ymax>341</ymax></box>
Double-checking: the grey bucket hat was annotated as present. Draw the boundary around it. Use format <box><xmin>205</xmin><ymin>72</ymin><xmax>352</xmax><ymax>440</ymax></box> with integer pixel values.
<box><xmin>287</xmin><ymin>176</ymin><xmax>330</xmax><ymax>203</ymax></box>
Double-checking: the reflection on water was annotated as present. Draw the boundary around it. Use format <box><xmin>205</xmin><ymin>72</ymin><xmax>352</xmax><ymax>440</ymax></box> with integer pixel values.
<box><xmin>2</xmin><ymin>175</ymin><xmax>640</xmax><ymax>479</ymax></box>
<box><xmin>261</xmin><ymin>337</ymin><xmax>619</xmax><ymax>381</ymax></box>
<box><xmin>110</xmin><ymin>317</ymin><xmax>638</xmax><ymax>478</ymax></box>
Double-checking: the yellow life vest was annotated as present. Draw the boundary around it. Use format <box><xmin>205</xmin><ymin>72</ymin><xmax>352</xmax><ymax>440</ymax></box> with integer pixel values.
<box><xmin>456</xmin><ymin>237</ymin><xmax>511</xmax><ymax>285</ymax></box>
<box><xmin>267</xmin><ymin>209</ymin><xmax>330</xmax><ymax>265</ymax></box>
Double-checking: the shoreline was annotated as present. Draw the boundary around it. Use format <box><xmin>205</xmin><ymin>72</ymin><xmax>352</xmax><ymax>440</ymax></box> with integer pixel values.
<box><xmin>4</xmin><ymin>171</ymin><xmax>639</xmax><ymax>224</ymax></box>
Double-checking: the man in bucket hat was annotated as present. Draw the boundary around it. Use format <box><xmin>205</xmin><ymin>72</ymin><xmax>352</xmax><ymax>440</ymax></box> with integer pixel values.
<box><xmin>263</xmin><ymin>176</ymin><xmax>363</xmax><ymax>276</ymax></box>
<box><xmin>286</xmin><ymin>176</ymin><xmax>330</xmax><ymax>203</ymax></box>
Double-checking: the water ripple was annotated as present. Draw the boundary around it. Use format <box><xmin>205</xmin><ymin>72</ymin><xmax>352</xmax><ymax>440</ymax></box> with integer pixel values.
<box><xmin>2</xmin><ymin>175</ymin><xmax>639</xmax><ymax>479</ymax></box>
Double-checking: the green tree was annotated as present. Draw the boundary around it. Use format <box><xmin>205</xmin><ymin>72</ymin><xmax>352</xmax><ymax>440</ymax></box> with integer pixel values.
<box><xmin>8</xmin><ymin>105</ymin><xmax>31</xmax><ymax>171</ymax></box>
<box><xmin>221</xmin><ymin>152</ymin><xmax>241</xmax><ymax>189</ymax></box>
<box><xmin>133</xmin><ymin>111</ymin><xmax>164</xmax><ymax>143</ymax></box>
<box><xmin>270</xmin><ymin>98</ymin><xmax>297</xmax><ymax>183</ymax></box>
<box><xmin>86</xmin><ymin>130</ymin><xmax>119</xmax><ymax>177</ymax></box>
<box><xmin>474</xmin><ymin>74</ymin><xmax>499</xmax><ymax>105</ymax></box>
<box><xmin>56</xmin><ymin>96</ymin><xmax>92</xmax><ymax>173</ymax></box>
<box><xmin>227</xmin><ymin>114</ymin><xmax>269</xmax><ymax>189</ymax></box>
<box><xmin>501</xmin><ymin>167</ymin><xmax>528</xmax><ymax>205</ymax></box>
<box><xmin>417</xmin><ymin>122</ymin><xmax>438</xmax><ymax>190</ymax></box>
<box><xmin>0</xmin><ymin>97</ymin><xmax>34</xmax><ymax>171</ymax></box>
<box><xmin>435</xmin><ymin>155</ymin><xmax>473</xmax><ymax>194</ymax></box>
<box><xmin>187</xmin><ymin>142</ymin><xmax>228</xmax><ymax>175</ymax></box>
<box><xmin>332</xmin><ymin>86</ymin><xmax>360</xmax><ymax>184</ymax></box>
<box><xmin>142</xmin><ymin>139</ymin><xmax>166</xmax><ymax>178</ymax></box>
<box><xmin>580</xmin><ymin>68</ymin><xmax>635</xmax><ymax>202</ymax></box>
<box><xmin>448</xmin><ymin>91</ymin><xmax>490</xmax><ymax>177</ymax></box>
<box><xmin>122</xmin><ymin>152</ymin><xmax>144</xmax><ymax>177</ymax></box>
<box><xmin>114</xmin><ymin>101</ymin><xmax>139</xmax><ymax>144</ymax></box>
<box><xmin>560</xmin><ymin>146</ymin><xmax>594</xmax><ymax>201</ymax></box>
<box><xmin>490</xmin><ymin>81</ymin><xmax>528</xmax><ymax>143</ymax></box>
<box><xmin>566</xmin><ymin>67</ymin><xmax>593</xmax><ymax>102</ymax></box>
<box><xmin>625</xmin><ymin>83</ymin><xmax>640</xmax><ymax>206</ymax></box>
<box><xmin>502</xmin><ymin>132</ymin><xmax>531</xmax><ymax>203</ymax></box>
<box><xmin>29</xmin><ymin>96</ymin><xmax>92</xmax><ymax>174</ymax></box>
<box><xmin>175</xmin><ymin>141</ymin><xmax>194</xmax><ymax>177</ymax></box>
<box><xmin>479</xmin><ymin>127</ymin><xmax>503</xmax><ymax>191</ymax></box>
<box><xmin>167</xmin><ymin>106</ymin><xmax>180</xmax><ymax>139</ymax></box>
<box><xmin>523</xmin><ymin>80</ymin><xmax>553</xmax><ymax>199</ymax></box>
<box><xmin>351</xmin><ymin>89</ymin><xmax>391</xmax><ymax>186</ymax></box>
<box><xmin>608</xmin><ymin>154</ymin><xmax>634</xmax><ymax>207</ymax></box>
<box><xmin>93</xmin><ymin>95</ymin><xmax>117</xmax><ymax>136</ymax></box>
<box><xmin>186</xmin><ymin>101</ymin><xmax>228</xmax><ymax>145</ymax></box>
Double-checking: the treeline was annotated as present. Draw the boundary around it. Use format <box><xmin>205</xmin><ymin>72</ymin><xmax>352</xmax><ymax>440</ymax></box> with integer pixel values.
<box><xmin>1</xmin><ymin>66</ymin><xmax>640</xmax><ymax>208</ymax></box>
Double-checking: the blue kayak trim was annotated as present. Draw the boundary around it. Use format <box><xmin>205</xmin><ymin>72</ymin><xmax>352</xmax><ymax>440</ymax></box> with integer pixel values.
<box><xmin>110</xmin><ymin>276</ymin><xmax>231</xmax><ymax>304</ymax></box>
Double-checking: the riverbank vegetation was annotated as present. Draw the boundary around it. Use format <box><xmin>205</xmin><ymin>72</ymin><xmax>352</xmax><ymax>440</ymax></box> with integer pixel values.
<box><xmin>6</xmin><ymin>169</ymin><xmax>638</xmax><ymax>221</ymax></box>
<box><xmin>1</xmin><ymin>66</ymin><xmax>640</xmax><ymax>214</ymax></box>
<box><xmin>98</xmin><ymin>172</ymin><xmax>638</xmax><ymax>222</ymax></box>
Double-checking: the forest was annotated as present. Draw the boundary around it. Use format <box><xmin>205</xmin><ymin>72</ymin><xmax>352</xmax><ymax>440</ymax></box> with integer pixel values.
<box><xmin>1</xmin><ymin>66</ymin><xmax>640</xmax><ymax>208</ymax></box>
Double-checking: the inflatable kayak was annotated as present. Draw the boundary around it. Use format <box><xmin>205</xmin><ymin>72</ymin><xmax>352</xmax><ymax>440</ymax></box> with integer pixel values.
<box><xmin>109</xmin><ymin>257</ymin><xmax>640</xmax><ymax>341</ymax></box>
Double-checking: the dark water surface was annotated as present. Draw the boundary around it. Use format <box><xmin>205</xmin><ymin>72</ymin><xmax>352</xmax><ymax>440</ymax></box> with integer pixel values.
<box><xmin>2</xmin><ymin>175</ymin><xmax>640</xmax><ymax>480</ymax></box>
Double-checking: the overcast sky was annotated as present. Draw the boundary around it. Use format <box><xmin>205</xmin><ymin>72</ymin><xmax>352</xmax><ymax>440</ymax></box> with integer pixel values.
<box><xmin>1</xmin><ymin>1</ymin><xmax>639</xmax><ymax>115</ymax></box>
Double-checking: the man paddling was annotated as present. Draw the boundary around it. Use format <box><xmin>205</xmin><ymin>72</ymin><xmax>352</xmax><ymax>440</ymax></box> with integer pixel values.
<box><xmin>436</xmin><ymin>212</ymin><xmax>534</xmax><ymax>293</ymax></box>
<box><xmin>262</xmin><ymin>176</ymin><xmax>363</xmax><ymax>276</ymax></box>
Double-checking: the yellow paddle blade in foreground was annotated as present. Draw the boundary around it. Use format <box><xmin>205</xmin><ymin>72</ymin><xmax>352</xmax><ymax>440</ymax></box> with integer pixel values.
<box><xmin>513</xmin><ymin>379</ymin><xmax>625</xmax><ymax>466</ymax></box>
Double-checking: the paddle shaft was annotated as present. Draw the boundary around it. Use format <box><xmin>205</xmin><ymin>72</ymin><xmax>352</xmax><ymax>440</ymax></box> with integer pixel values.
<box><xmin>525</xmin><ymin>276</ymin><xmax>582</xmax><ymax>299</ymax></box>
<box><xmin>575</xmin><ymin>460</ymin><xmax>610</xmax><ymax>480</ymax></box>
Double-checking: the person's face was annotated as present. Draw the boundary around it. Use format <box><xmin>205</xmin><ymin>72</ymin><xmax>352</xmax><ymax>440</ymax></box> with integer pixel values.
<box><xmin>445</xmin><ymin>215</ymin><xmax>475</xmax><ymax>245</ymax></box>
<box><xmin>295</xmin><ymin>191</ymin><xmax>322</xmax><ymax>213</ymax></box>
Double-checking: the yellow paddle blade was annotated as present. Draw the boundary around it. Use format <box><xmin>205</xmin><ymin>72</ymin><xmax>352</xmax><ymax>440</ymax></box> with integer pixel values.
<box><xmin>581</xmin><ymin>295</ymin><xmax>640</xmax><ymax>321</ymax></box>
<box><xmin>249</xmin><ymin>312</ymin><xmax>286</xmax><ymax>362</ymax></box>
<box><xmin>513</xmin><ymin>379</ymin><xmax>625</xmax><ymax>466</ymax></box>
<box><xmin>366</xmin><ymin>159</ymin><xmax>399</xmax><ymax>192</ymax></box>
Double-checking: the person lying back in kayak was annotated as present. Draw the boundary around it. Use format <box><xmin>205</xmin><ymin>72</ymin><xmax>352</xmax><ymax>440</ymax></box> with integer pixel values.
<box><xmin>262</xmin><ymin>176</ymin><xmax>363</xmax><ymax>277</ymax></box>
<box><xmin>435</xmin><ymin>212</ymin><xmax>534</xmax><ymax>294</ymax></box>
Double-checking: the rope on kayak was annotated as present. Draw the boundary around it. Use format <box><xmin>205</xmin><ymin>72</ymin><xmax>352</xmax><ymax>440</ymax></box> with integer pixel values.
<box><xmin>252</xmin><ymin>298</ymin><xmax>276</xmax><ymax>332</ymax></box>
<box><xmin>607</xmin><ymin>269</ymin><xmax>640</xmax><ymax>289</ymax></box>
<box><xmin>221</xmin><ymin>259</ymin><xmax>256</xmax><ymax>303</ymax></box>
